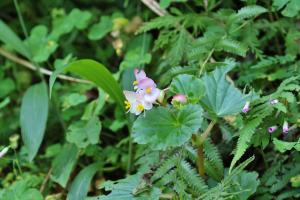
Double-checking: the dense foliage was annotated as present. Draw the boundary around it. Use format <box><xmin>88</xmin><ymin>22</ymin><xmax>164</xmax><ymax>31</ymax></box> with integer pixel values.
<box><xmin>0</xmin><ymin>0</ymin><xmax>300</xmax><ymax>199</ymax></box>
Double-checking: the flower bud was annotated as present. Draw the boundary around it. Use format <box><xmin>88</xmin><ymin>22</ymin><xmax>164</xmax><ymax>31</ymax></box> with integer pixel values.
<box><xmin>282</xmin><ymin>121</ymin><xmax>289</xmax><ymax>134</ymax></box>
<box><xmin>268</xmin><ymin>126</ymin><xmax>277</xmax><ymax>133</ymax></box>
<box><xmin>242</xmin><ymin>101</ymin><xmax>250</xmax><ymax>113</ymax></box>
<box><xmin>172</xmin><ymin>94</ymin><xmax>187</xmax><ymax>104</ymax></box>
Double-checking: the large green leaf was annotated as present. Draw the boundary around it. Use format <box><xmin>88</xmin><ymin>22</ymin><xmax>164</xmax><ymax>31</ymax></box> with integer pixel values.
<box><xmin>132</xmin><ymin>105</ymin><xmax>203</xmax><ymax>150</ymax></box>
<box><xmin>20</xmin><ymin>82</ymin><xmax>49</xmax><ymax>161</ymax></box>
<box><xmin>201</xmin><ymin>64</ymin><xmax>247</xmax><ymax>117</ymax></box>
<box><xmin>67</xmin><ymin>163</ymin><xmax>100</xmax><ymax>200</ymax></box>
<box><xmin>49</xmin><ymin>59</ymin><xmax>125</xmax><ymax>109</ymax></box>
<box><xmin>51</xmin><ymin>143</ymin><xmax>79</xmax><ymax>188</ymax></box>
<box><xmin>0</xmin><ymin>20</ymin><xmax>30</xmax><ymax>59</ymax></box>
<box><xmin>170</xmin><ymin>74</ymin><xmax>205</xmax><ymax>102</ymax></box>
<box><xmin>229</xmin><ymin>171</ymin><xmax>260</xmax><ymax>200</ymax></box>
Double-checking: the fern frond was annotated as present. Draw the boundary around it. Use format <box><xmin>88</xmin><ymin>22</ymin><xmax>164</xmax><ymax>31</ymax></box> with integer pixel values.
<box><xmin>151</xmin><ymin>154</ymin><xmax>179</xmax><ymax>182</ymax></box>
<box><xmin>204</xmin><ymin>139</ymin><xmax>224</xmax><ymax>181</ymax></box>
<box><xmin>230</xmin><ymin>6</ymin><xmax>267</xmax><ymax>23</ymax></box>
<box><xmin>138</xmin><ymin>15</ymin><xmax>179</xmax><ymax>32</ymax></box>
<box><xmin>229</xmin><ymin>105</ymin><xmax>273</xmax><ymax>172</ymax></box>
<box><xmin>216</xmin><ymin>38</ymin><xmax>248</xmax><ymax>57</ymax></box>
<box><xmin>251</xmin><ymin>55</ymin><xmax>295</xmax><ymax>69</ymax></box>
<box><xmin>177</xmin><ymin>160</ymin><xmax>208</xmax><ymax>196</ymax></box>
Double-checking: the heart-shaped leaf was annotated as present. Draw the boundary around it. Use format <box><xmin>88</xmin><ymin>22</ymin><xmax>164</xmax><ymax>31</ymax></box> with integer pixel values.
<box><xmin>20</xmin><ymin>82</ymin><xmax>49</xmax><ymax>161</ymax></box>
<box><xmin>201</xmin><ymin>64</ymin><xmax>247</xmax><ymax>117</ymax></box>
<box><xmin>133</xmin><ymin>105</ymin><xmax>203</xmax><ymax>150</ymax></box>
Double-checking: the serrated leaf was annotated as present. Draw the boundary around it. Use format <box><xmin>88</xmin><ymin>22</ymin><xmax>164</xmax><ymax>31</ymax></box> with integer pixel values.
<box><xmin>67</xmin><ymin>163</ymin><xmax>100</xmax><ymax>200</ymax></box>
<box><xmin>20</xmin><ymin>82</ymin><xmax>48</xmax><ymax>161</ymax></box>
<box><xmin>216</xmin><ymin>38</ymin><xmax>248</xmax><ymax>57</ymax></box>
<box><xmin>51</xmin><ymin>143</ymin><xmax>79</xmax><ymax>187</ymax></box>
<box><xmin>49</xmin><ymin>59</ymin><xmax>125</xmax><ymax>110</ymax></box>
<box><xmin>201</xmin><ymin>64</ymin><xmax>247</xmax><ymax>117</ymax></box>
<box><xmin>273</xmin><ymin>138</ymin><xmax>298</xmax><ymax>153</ymax></box>
<box><xmin>132</xmin><ymin>105</ymin><xmax>203</xmax><ymax>150</ymax></box>
<box><xmin>170</xmin><ymin>74</ymin><xmax>205</xmax><ymax>102</ymax></box>
<box><xmin>0</xmin><ymin>20</ymin><xmax>30</xmax><ymax>59</ymax></box>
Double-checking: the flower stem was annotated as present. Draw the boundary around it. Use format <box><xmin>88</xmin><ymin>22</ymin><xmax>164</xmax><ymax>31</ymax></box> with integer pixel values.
<box><xmin>193</xmin><ymin>120</ymin><xmax>216</xmax><ymax>177</ymax></box>
<box><xmin>198</xmin><ymin>48</ymin><xmax>215</xmax><ymax>77</ymax></box>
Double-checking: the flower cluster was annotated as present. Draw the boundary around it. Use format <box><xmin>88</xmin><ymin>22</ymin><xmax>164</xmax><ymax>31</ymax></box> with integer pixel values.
<box><xmin>242</xmin><ymin>99</ymin><xmax>291</xmax><ymax>134</ymax></box>
<box><xmin>123</xmin><ymin>69</ymin><xmax>160</xmax><ymax>115</ymax></box>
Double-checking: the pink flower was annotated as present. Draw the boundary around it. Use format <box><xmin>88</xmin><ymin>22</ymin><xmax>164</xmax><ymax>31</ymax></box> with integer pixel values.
<box><xmin>0</xmin><ymin>147</ymin><xmax>9</xmax><ymax>158</ymax></box>
<box><xmin>124</xmin><ymin>91</ymin><xmax>152</xmax><ymax>115</ymax></box>
<box><xmin>268</xmin><ymin>126</ymin><xmax>277</xmax><ymax>133</ymax></box>
<box><xmin>133</xmin><ymin>69</ymin><xmax>147</xmax><ymax>90</ymax></box>
<box><xmin>242</xmin><ymin>101</ymin><xmax>250</xmax><ymax>113</ymax></box>
<box><xmin>270</xmin><ymin>99</ymin><xmax>279</xmax><ymax>105</ymax></box>
<box><xmin>171</xmin><ymin>94</ymin><xmax>187</xmax><ymax>104</ymax></box>
<box><xmin>282</xmin><ymin>121</ymin><xmax>289</xmax><ymax>134</ymax></box>
<box><xmin>137</xmin><ymin>78</ymin><xmax>160</xmax><ymax>103</ymax></box>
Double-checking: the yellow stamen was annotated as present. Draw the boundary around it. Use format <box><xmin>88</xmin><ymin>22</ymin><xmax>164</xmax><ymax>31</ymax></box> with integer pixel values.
<box><xmin>133</xmin><ymin>80</ymin><xmax>138</xmax><ymax>86</ymax></box>
<box><xmin>124</xmin><ymin>100</ymin><xmax>131</xmax><ymax>110</ymax></box>
<box><xmin>145</xmin><ymin>87</ymin><xmax>152</xmax><ymax>94</ymax></box>
<box><xmin>136</xmin><ymin>104</ymin><xmax>144</xmax><ymax>112</ymax></box>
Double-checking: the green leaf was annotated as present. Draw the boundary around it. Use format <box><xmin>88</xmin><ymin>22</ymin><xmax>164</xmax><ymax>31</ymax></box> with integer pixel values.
<box><xmin>20</xmin><ymin>82</ymin><xmax>49</xmax><ymax>161</ymax></box>
<box><xmin>170</xmin><ymin>74</ymin><xmax>205</xmax><ymax>102</ymax></box>
<box><xmin>99</xmin><ymin>174</ymin><xmax>161</xmax><ymax>200</ymax></box>
<box><xmin>273</xmin><ymin>0</ymin><xmax>300</xmax><ymax>17</ymax></box>
<box><xmin>230</xmin><ymin>5</ymin><xmax>267</xmax><ymax>23</ymax></box>
<box><xmin>273</xmin><ymin>138</ymin><xmax>298</xmax><ymax>153</ymax></box>
<box><xmin>216</xmin><ymin>38</ymin><xmax>248</xmax><ymax>57</ymax></box>
<box><xmin>24</xmin><ymin>25</ymin><xmax>58</xmax><ymax>63</ymax></box>
<box><xmin>133</xmin><ymin>105</ymin><xmax>203</xmax><ymax>150</ymax></box>
<box><xmin>88</xmin><ymin>16</ymin><xmax>112</xmax><ymax>40</ymax></box>
<box><xmin>49</xmin><ymin>59</ymin><xmax>125</xmax><ymax>109</ymax></box>
<box><xmin>67</xmin><ymin>163</ymin><xmax>100</xmax><ymax>200</ymax></box>
<box><xmin>66</xmin><ymin>117</ymin><xmax>102</xmax><ymax>148</ymax></box>
<box><xmin>50</xmin><ymin>9</ymin><xmax>91</xmax><ymax>40</ymax></box>
<box><xmin>201</xmin><ymin>64</ymin><xmax>247</xmax><ymax>117</ymax></box>
<box><xmin>229</xmin><ymin>171</ymin><xmax>260</xmax><ymax>200</ymax></box>
<box><xmin>0</xmin><ymin>20</ymin><xmax>30</xmax><ymax>59</ymax></box>
<box><xmin>0</xmin><ymin>78</ymin><xmax>15</xmax><ymax>98</ymax></box>
<box><xmin>51</xmin><ymin>143</ymin><xmax>79</xmax><ymax>188</ymax></box>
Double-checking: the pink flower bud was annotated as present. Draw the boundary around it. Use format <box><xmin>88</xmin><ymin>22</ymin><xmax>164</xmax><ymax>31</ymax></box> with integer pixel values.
<box><xmin>282</xmin><ymin>121</ymin><xmax>289</xmax><ymax>134</ymax></box>
<box><xmin>172</xmin><ymin>94</ymin><xmax>187</xmax><ymax>104</ymax></box>
<box><xmin>268</xmin><ymin>126</ymin><xmax>278</xmax><ymax>133</ymax></box>
<box><xmin>242</xmin><ymin>101</ymin><xmax>250</xmax><ymax>113</ymax></box>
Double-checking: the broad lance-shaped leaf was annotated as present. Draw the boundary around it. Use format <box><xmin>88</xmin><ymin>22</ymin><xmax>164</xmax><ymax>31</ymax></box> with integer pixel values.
<box><xmin>170</xmin><ymin>74</ymin><xmax>205</xmax><ymax>102</ymax></box>
<box><xmin>20</xmin><ymin>82</ymin><xmax>48</xmax><ymax>161</ymax></box>
<box><xmin>0</xmin><ymin>20</ymin><xmax>31</xmax><ymax>59</ymax></box>
<box><xmin>67</xmin><ymin>163</ymin><xmax>100</xmax><ymax>200</ymax></box>
<box><xmin>201</xmin><ymin>64</ymin><xmax>248</xmax><ymax>117</ymax></box>
<box><xmin>51</xmin><ymin>143</ymin><xmax>79</xmax><ymax>188</ymax></box>
<box><xmin>133</xmin><ymin>105</ymin><xmax>203</xmax><ymax>150</ymax></box>
<box><xmin>49</xmin><ymin>59</ymin><xmax>125</xmax><ymax>109</ymax></box>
